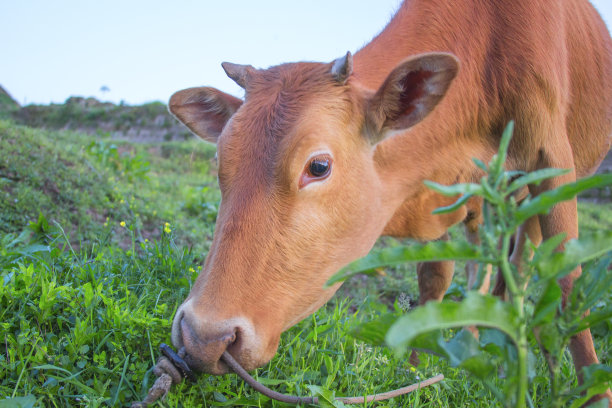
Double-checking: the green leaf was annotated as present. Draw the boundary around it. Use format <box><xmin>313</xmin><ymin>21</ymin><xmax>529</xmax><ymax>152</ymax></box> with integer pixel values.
<box><xmin>535</xmin><ymin>321</ymin><xmax>564</xmax><ymax>360</ymax></box>
<box><xmin>479</xmin><ymin>328</ymin><xmax>512</xmax><ymax>358</ymax></box>
<box><xmin>326</xmin><ymin>240</ymin><xmax>489</xmax><ymax>287</ymax></box>
<box><xmin>431</xmin><ymin>193</ymin><xmax>473</xmax><ymax>215</ymax></box>
<box><xmin>473</xmin><ymin>158</ymin><xmax>488</xmax><ymax>172</ymax></box>
<box><xmin>567</xmin><ymin>365</ymin><xmax>612</xmax><ymax>408</ymax></box>
<box><xmin>564</xmin><ymin>230</ymin><xmax>612</xmax><ymax>265</ymax></box>
<box><xmin>534</xmin><ymin>231</ymin><xmax>612</xmax><ymax>280</ymax></box>
<box><xmin>6</xmin><ymin>230</ymin><xmax>31</xmax><ymax>249</ymax></box>
<box><xmin>28</xmin><ymin>211</ymin><xmax>49</xmax><ymax>234</ymax></box>
<box><xmin>423</xmin><ymin>180</ymin><xmax>483</xmax><ymax>197</ymax></box>
<box><xmin>506</xmin><ymin>168</ymin><xmax>570</xmax><ymax>195</ymax></box>
<box><xmin>530</xmin><ymin>280</ymin><xmax>561</xmax><ymax>327</ymax></box>
<box><xmin>490</xmin><ymin>120</ymin><xmax>514</xmax><ymax>174</ymax></box>
<box><xmin>307</xmin><ymin>385</ymin><xmax>348</xmax><ymax>408</ymax></box>
<box><xmin>489</xmin><ymin>121</ymin><xmax>514</xmax><ymax>176</ymax></box>
<box><xmin>565</xmin><ymin>253</ymin><xmax>612</xmax><ymax>332</ymax></box>
<box><xmin>33</xmin><ymin>364</ymin><xmax>73</xmax><ymax>376</ymax></box>
<box><xmin>531</xmin><ymin>234</ymin><xmax>566</xmax><ymax>268</ymax></box>
<box><xmin>571</xmin><ymin>398</ymin><xmax>610</xmax><ymax>408</ymax></box>
<box><xmin>0</xmin><ymin>396</ymin><xmax>37</xmax><ymax>408</ymax></box>
<box><xmin>440</xmin><ymin>329</ymin><xmax>496</xmax><ymax>379</ymax></box>
<box><xmin>386</xmin><ymin>293</ymin><xmax>520</xmax><ymax>354</ymax></box>
<box><xmin>440</xmin><ymin>329</ymin><xmax>481</xmax><ymax>367</ymax></box>
<box><xmin>570</xmin><ymin>306</ymin><xmax>612</xmax><ymax>335</ymax></box>
<box><xmin>481</xmin><ymin>178</ymin><xmax>503</xmax><ymax>203</ymax></box>
<box><xmin>17</xmin><ymin>244</ymin><xmax>50</xmax><ymax>256</ymax></box>
<box><xmin>349</xmin><ymin>314</ymin><xmax>396</xmax><ymax>346</ymax></box>
<box><xmin>582</xmin><ymin>364</ymin><xmax>612</xmax><ymax>386</ymax></box>
<box><xmin>514</xmin><ymin>173</ymin><xmax>612</xmax><ymax>226</ymax></box>
<box><xmin>213</xmin><ymin>391</ymin><xmax>228</xmax><ymax>402</ymax></box>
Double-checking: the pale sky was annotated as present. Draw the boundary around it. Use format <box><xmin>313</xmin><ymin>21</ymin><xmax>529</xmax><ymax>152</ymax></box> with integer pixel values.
<box><xmin>1</xmin><ymin>1</ymin><xmax>611</xmax><ymax>106</ymax></box>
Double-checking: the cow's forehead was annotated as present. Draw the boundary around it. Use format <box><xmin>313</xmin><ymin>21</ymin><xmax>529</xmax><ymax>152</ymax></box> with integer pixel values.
<box><xmin>236</xmin><ymin>61</ymin><xmax>343</xmax><ymax>137</ymax></box>
<box><xmin>217</xmin><ymin>62</ymin><xmax>353</xmax><ymax>187</ymax></box>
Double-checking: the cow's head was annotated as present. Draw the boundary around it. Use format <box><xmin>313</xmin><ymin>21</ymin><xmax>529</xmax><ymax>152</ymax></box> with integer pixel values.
<box><xmin>169</xmin><ymin>52</ymin><xmax>459</xmax><ymax>374</ymax></box>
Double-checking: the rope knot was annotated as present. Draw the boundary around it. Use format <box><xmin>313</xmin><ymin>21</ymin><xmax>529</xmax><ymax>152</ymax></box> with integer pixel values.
<box><xmin>131</xmin><ymin>345</ymin><xmax>189</xmax><ymax>407</ymax></box>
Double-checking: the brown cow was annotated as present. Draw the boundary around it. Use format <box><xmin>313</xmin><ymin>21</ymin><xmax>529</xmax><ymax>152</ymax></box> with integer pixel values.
<box><xmin>169</xmin><ymin>0</ymin><xmax>612</xmax><ymax>403</ymax></box>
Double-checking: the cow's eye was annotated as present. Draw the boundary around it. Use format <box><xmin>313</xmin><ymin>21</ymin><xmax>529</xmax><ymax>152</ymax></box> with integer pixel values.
<box><xmin>299</xmin><ymin>154</ymin><xmax>332</xmax><ymax>189</ymax></box>
<box><xmin>308</xmin><ymin>157</ymin><xmax>331</xmax><ymax>178</ymax></box>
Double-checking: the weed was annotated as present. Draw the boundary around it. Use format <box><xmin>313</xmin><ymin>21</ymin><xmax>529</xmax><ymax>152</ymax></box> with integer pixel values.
<box><xmin>330</xmin><ymin>122</ymin><xmax>612</xmax><ymax>407</ymax></box>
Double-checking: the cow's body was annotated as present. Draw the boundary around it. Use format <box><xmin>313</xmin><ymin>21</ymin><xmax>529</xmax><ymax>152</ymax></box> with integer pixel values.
<box><xmin>358</xmin><ymin>0</ymin><xmax>612</xmax><ymax>241</ymax></box>
<box><xmin>168</xmin><ymin>0</ymin><xmax>612</xmax><ymax>403</ymax></box>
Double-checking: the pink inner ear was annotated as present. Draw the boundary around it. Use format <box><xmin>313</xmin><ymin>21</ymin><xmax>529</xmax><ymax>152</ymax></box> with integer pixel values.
<box><xmin>398</xmin><ymin>70</ymin><xmax>433</xmax><ymax>118</ymax></box>
<box><xmin>185</xmin><ymin>99</ymin><xmax>231</xmax><ymax>136</ymax></box>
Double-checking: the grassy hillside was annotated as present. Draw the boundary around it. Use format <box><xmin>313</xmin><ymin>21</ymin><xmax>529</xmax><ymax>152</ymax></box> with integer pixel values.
<box><xmin>8</xmin><ymin>96</ymin><xmax>192</xmax><ymax>142</ymax></box>
<box><xmin>0</xmin><ymin>110</ymin><xmax>610</xmax><ymax>407</ymax></box>
<box><xmin>0</xmin><ymin>119</ymin><xmax>219</xmax><ymax>256</ymax></box>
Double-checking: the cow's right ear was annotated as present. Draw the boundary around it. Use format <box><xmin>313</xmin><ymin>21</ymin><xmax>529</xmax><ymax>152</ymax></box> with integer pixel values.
<box><xmin>168</xmin><ymin>87</ymin><xmax>243</xmax><ymax>144</ymax></box>
<box><xmin>364</xmin><ymin>53</ymin><xmax>459</xmax><ymax>143</ymax></box>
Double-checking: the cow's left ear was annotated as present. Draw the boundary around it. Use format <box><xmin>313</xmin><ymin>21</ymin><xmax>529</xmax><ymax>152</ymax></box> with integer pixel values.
<box><xmin>169</xmin><ymin>87</ymin><xmax>243</xmax><ymax>144</ymax></box>
<box><xmin>365</xmin><ymin>53</ymin><xmax>459</xmax><ymax>142</ymax></box>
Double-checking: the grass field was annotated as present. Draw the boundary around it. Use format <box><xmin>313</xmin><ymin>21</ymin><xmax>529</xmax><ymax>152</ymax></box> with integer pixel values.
<box><xmin>0</xmin><ymin>117</ymin><xmax>610</xmax><ymax>407</ymax></box>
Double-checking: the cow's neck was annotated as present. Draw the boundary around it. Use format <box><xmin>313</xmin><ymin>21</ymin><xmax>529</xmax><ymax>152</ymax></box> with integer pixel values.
<box><xmin>353</xmin><ymin>0</ymin><xmax>490</xmax><ymax>89</ymax></box>
<box><xmin>354</xmin><ymin>0</ymin><xmax>497</xmax><ymax>238</ymax></box>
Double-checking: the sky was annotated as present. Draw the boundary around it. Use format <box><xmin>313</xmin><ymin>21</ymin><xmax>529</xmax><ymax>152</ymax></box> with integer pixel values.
<box><xmin>2</xmin><ymin>1</ymin><xmax>612</xmax><ymax>106</ymax></box>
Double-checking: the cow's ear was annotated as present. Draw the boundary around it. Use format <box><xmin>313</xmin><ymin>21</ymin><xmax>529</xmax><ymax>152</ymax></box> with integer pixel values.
<box><xmin>169</xmin><ymin>87</ymin><xmax>243</xmax><ymax>144</ymax></box>
<box><xmin>365</xmin><ymin>53</ymin><xmax>459</xmax><ymax>142</ymax></box>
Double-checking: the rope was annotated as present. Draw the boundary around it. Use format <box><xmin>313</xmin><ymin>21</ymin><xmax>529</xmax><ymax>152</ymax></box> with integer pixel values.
<box><xmin>132</xmin><ymin>344</ymin><xmax>444</xmax><ymax>407</ymax></box>
<box><xmin>222</xmin><ymin>350</ymin><xmax>445</xmax><ymax>405</ymax></box>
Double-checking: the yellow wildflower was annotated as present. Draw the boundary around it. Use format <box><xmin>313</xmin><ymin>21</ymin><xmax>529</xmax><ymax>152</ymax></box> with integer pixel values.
<box><xmin>120</xmin><ymin>221</ymin><xmax>126</xmax><ymax>227</ymax></box>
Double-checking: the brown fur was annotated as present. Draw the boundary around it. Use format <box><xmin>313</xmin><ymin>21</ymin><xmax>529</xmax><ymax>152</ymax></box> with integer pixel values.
<box><xmin>168</xmin><ymin>1</ymin><xmax>612</xmax><ymax>402</ymax></box>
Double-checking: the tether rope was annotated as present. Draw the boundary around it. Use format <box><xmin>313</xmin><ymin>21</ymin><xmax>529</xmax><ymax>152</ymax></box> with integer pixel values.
<box><xmin>132</xmin><ymin>343</ymin><xmax>444</xmax><ymax>407</ymax></box>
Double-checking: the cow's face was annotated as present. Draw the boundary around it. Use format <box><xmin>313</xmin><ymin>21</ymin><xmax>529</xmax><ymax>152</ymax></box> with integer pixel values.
<box><xmin>169</xmin><ymin>53</ymin><xmax>458</xmax><ymax>374</ymax></box>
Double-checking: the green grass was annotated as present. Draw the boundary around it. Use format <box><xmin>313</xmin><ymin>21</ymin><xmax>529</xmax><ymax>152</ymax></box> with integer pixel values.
<box><xmin>0</xmin><ymin>118</ymin><xmax>610</xmax><ymax>407</ymax></box>
<box><xmin>0</xmin><ymin>119</ymin><xmax>218</xmax><ymax>256</ymax></box>
<box><xmin>9</xmin><ymin>99</ymin><xmax>192</xmax><ymax>142</ymax></box>
<box><xmin>0</xmin><ymin>226</ymin><xmax>495</xmax><ymax>407</ymax></box>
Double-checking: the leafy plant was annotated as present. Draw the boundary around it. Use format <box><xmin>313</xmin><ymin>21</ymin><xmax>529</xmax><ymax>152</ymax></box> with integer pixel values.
<box><xmin>86</xmin><ymin>141</ymin><xmax>150</xmax><ymax>181</ymax></box>
<box><xmin>329</xmin><ymin>122</ymin><xmax>612</xmax><ymax>407</ymax></box>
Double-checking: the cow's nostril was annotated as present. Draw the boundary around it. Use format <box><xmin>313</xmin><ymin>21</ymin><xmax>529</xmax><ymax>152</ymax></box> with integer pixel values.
<box><xmin>179</xmin><ymin>318</ymin><xmax>241</xmax><ymax>374</ymax></box>
<box><xmin>221</xmin><ymin>331</ymin><xmax>236</xmax><ymax>345</ymax></box>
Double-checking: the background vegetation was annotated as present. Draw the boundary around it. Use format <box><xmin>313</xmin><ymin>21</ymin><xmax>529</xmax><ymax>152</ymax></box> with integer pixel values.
<box><xmin>0</xmin><ymin>94</ymin><xmax>610</xmax><ymax>407</ymax></box>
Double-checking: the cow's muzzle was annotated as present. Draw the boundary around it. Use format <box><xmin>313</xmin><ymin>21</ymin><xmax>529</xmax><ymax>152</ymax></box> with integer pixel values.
<box><xmin>174</xmin><ymin>313</ymin><xmax>238</xmax><ymax>375</ymax></box>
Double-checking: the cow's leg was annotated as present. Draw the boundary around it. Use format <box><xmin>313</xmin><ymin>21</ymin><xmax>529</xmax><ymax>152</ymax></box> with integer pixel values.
<box><xmin>463</xmin><ymin>220</ymin><xmax>492</xmax><ymax>338</ymax></box>
<box><xmin>417</xmin><ymin>259</ymin><xmax>455</xmax><ymax>305</ymax></box>
<box><xmin>411</xmin><ymin>233</ymin><xmax>455</xmax><ymax>365</ymax></box>
<box><xmin>509</xmin><ymin>215</ymin><xmax>542</xmax><ymax>282</ymax></box>
<box><xmin>463</xmin><ymin>197</ymin><xmax>491</xmax><ymax>295</ymax></box>
<box><xmin>528</xmin><ymin>135</ymin><xmax>611</xmax><ymax>404</ymax></box>
<box><xmin>417</xmin><ymin>232</ymin><xmax>456</xmax><ymax>304</ymax></box>
<box><xmin>464</xmin><ymin>223</ymin><xmax>491</xmax><ymax>295</ymax></box>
